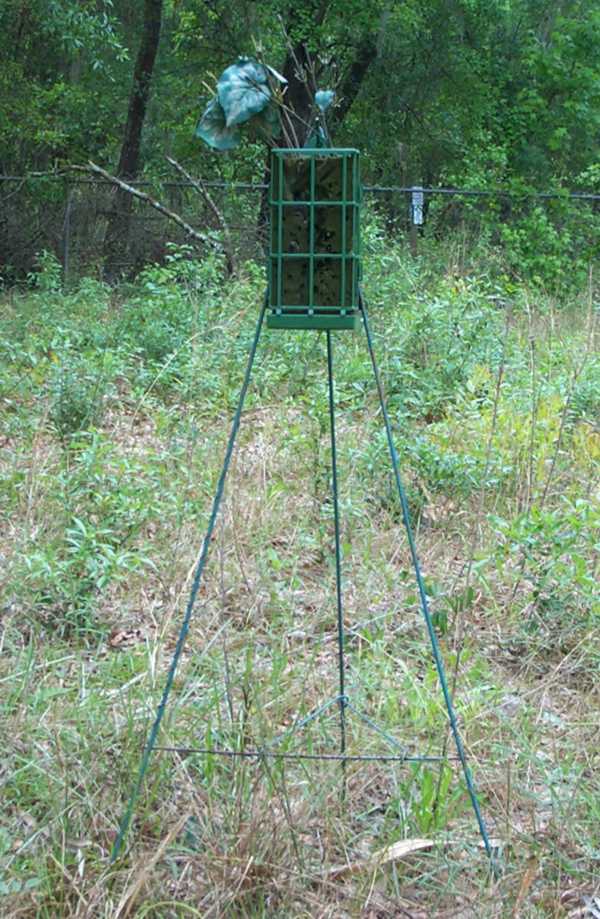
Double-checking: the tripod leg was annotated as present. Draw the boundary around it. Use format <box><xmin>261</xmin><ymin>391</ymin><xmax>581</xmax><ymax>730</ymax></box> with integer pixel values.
<box><xmin>359</xmin><ymin>291</ymin><xmax>497</xmax><ymax>872</ymax></box>
<box><xmin>326</xmin><ymin>331</ymin><xmax>347</xmax><ymax>798</ymax></box>
<box><xmin>112</xmin><ymin>295</ymin><xmax>268</xmax><ymax>861</ymax></box>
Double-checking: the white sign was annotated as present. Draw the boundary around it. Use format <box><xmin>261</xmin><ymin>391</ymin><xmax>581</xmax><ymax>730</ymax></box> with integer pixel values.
<box><xmin>411</xmin><ymin>186</ymin><xmax>424</xmax><ymax>226</ymax></box>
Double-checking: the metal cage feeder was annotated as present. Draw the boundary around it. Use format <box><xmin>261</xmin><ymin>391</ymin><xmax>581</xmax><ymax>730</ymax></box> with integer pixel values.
<box><xmin>268</xmin><ymin>148</ymin><xmax>361</xmax><ymax>330</ymax></box>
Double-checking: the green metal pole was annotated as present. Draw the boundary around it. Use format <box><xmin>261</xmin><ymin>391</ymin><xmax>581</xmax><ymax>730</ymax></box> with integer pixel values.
<box><xmin>111</xmin><ymin>295</ymin><xmax>268</xmax><ymax>861</ymax></box>
<box><xmin>359</xmin><ymin>290</ymin><xmax>498</xmax><ymax>875</ymax></box>
<box><xmin>326</xmin><ymin>331</ymin><xmax>347</xmax><ymax>797</ymax></box>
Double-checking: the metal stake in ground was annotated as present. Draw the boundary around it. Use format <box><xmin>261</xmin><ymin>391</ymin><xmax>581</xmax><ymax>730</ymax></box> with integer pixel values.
<box><xmin>359</xmin><ymin>288</ymin><xmax>498</xmax><ymax>873</ymax></box>
<box><xmin>326</xmin><ymin>330</ymin><xmax>348</xmax><ymax>797</ymax></box>
<box><xmin>111</xmin><ymin>296</ymin><xmax>268</xmax><ymax>862</ymax></box>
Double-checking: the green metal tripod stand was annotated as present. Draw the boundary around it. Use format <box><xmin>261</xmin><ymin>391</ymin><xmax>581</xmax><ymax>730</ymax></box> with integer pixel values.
<box><xmin>112</xmin><ymin>144</ymin><xmax>496</xmax><ymax>871</ymax></box>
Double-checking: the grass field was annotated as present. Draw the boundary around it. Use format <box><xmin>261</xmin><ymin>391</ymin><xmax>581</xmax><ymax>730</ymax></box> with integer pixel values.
<box><xmin>1</xmin><ymin>233</ymin><xmax>599</xmax><ymax>917</ymax></box>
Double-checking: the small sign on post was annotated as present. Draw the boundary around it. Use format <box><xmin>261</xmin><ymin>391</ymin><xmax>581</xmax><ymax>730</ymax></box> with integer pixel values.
<box><xmin>411</xmin><ymin>186</ymin><xmax>424</xmax><ymax>226</ymax></box>
<box><xmin>409</xmin><ymin>184</ymin><xmax>424</xmax><ymax>256</ymax></box>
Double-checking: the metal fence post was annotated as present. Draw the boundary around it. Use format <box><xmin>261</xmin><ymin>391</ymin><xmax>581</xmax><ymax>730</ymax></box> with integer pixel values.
<box><xmin>62</xmin><ymin>183</ymin><xmax>75</xmax><ymax>286</ymax></box>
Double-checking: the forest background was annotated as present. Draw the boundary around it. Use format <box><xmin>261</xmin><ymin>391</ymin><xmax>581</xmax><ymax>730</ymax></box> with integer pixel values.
<box><xmin>1</xmin><ymin>0</ymin><xmax>600</xmax><ymax>285</ymax></box>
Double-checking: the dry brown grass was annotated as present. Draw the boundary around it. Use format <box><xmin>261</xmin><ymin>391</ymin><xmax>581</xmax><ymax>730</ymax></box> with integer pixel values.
<box><xmin>1</xmin><ymin>275</ymin><xmax>598</xmax><ymax>917</ymax></box>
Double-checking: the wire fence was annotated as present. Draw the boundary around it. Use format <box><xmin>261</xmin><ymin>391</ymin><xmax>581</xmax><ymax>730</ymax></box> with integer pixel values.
<box><xmin>1</xmin><ymin>173</ymin><xmax>599</xmax><ymax>282</ymax></box>
<box><xmin>0</xmin><ymin>174</ymin><xmax>268</xmax><ymax>282</ymax></box>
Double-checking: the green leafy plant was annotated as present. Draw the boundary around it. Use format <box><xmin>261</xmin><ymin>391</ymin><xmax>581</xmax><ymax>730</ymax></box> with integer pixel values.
<box><xmin>48</xmin><ymin>359</ymin><xmax>108</xmax><ymax>442</ymax></box>
<box><xmin>27</xmin><ymin>250</ymin><xmax>63</xmax><ymax>293</ymax></box>
<box><xmin>23</xmin><ymin>515</ymin><xmax>149</xmax><ymax>634</ymax></box>
<box><xmin>492</xmin><ymin>499</ymin><xmax>599</xmax><ymax>664</ymax></box>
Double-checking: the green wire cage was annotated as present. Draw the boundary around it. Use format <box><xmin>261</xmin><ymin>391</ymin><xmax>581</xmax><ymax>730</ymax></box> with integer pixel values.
<box><xmin>267</xmin><ymin>148</ymin><xmax>361</xmax><ymax>330</ymax></box>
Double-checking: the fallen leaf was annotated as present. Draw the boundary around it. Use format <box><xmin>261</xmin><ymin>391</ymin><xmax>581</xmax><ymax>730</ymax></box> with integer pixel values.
<box><xmin>108</xmin><ymin>628</ymin><xmax>144</xmax><ymax>649</ymax></box>
<box><xmin>326</xmin><ymin>838</ymin><xmax>433</xmax><ymax>878</ymax></box>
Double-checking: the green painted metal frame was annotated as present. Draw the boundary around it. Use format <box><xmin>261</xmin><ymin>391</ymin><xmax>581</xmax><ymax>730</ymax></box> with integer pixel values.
<box><xmin>268</xmin><ymin>147</ymin><xmax>361</xmax><ymax>330</ymax></box>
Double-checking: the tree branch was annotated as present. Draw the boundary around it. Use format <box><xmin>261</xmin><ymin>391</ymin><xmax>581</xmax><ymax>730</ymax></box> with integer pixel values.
<box><xmin>80</xmin><ymin>161</ymin><xmax>221</xmax><ymax>252</ymax></box>
<box><xmin>165</xmin><ymin>155</ymin><xmax>235</xmax><ymax>274</ymax></box>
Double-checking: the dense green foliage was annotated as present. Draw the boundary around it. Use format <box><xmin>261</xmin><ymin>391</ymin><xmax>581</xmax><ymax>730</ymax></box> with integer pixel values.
<box><xmin>1</xmin><ymin>0</ymin><xmax>600</xmax><ymax>287</ymax></box>
<box><xmin>2</xmin><ymin>0</ymin><xmax>600</xmax><ymax>188</ymax></box>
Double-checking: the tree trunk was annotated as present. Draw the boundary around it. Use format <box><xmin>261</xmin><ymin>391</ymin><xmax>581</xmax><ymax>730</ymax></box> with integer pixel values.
<box><xmin>281</xmin><ymin>41</ymin><xmax>317</xmax><ymax>148</ymax></box>
<box><xmin>330</xmin><ymin>36</ymin><xmax>378</xmax><ymax>132</ymax></box>
<box><xmin>257</xmin><ymin>26</ymin><xmax>378</xmax><ymax>240</ymax></box>
<box><xmin>103</xmin><ymin>0</ymin><xmax>163</xmax><ymax>280</ymax></box>
<box><xmin>256</xmin><ymin>2</ymin><xmax>328</xmax><ymax>239</ymax></box>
